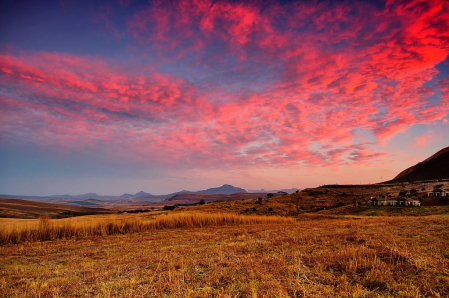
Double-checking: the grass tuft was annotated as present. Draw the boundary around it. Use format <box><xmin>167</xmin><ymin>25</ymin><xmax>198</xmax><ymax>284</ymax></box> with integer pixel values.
<box><xmin>0</xmin><ymin>212</ymin><xmax>294</xmax><ymax>244</ymax></box>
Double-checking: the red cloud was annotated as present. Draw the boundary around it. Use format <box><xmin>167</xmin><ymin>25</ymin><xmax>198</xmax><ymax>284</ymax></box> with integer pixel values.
<box><xmin>1</xmin><ymin>0</ymin><xmax>449</xmax><ymax>170</ymax></box>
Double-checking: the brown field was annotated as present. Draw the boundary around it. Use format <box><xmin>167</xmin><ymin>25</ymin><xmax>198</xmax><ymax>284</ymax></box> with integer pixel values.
<box><xmin>2</xmin><ymin>184</ymin><xmax>449</xmax><ymax>297</ymax></box>
<box><xmin>0</xmin><ymin>212</ymin><xmax>293</xmax><ymax>245</ymax></box>
<box><xmin>182</xmin><ymin>190</ymin><xmax>449</xmax><ymax>218</ymax></box>
<box><xmin>159</xmin><ymin>192</ymin><xmax>280</xmax><ymax>206</ymax></box>
<box><xmin>1</xmin><ymin>210</ymin><xmax>449</xmax><ymax>297</ymax></box>
<box><xmin>0</xmin><ymin>198</ymin><xmax>111</xmax><ymax>219</ymax></box>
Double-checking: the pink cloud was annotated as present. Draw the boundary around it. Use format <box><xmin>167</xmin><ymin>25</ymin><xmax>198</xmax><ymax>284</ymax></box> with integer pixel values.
<box><xmin>1</xmin><ymin>0</ymin><xmax>449</xmax><ymax>171</ymax></box>
<box><xmin>414</xmin><ymin>134</ymin><xmax>431</xmax><ymax>149</ymax></box>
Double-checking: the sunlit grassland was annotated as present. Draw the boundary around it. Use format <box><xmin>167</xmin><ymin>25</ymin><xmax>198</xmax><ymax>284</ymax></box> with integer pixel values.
<box><xmin>0</xmin><ymin>212</ymin><xmax>294</xmax><ymax>244</ymax></box>
<box><xmin>184</xmin><ymin>195</ymin><xmax>449</xmax><ymax>217</ymax></box>
<box><xmin>1</xmin><ymin>214</ymin><xmax>448</xmax><ymax>297</ymax></box>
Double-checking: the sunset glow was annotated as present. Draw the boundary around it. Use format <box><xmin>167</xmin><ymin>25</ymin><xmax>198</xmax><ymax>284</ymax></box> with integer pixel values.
<box><xmin>1</xmin><ymin>0</ymin><xmax>448</xmax><ymax>195</ymax></box>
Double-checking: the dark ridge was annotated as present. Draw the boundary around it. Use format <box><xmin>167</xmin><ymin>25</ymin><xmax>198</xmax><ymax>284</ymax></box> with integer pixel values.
<box><xmin>387</xmin><ymin>146</ymin><xmax>449</xmax><ymax>183</ymax></box>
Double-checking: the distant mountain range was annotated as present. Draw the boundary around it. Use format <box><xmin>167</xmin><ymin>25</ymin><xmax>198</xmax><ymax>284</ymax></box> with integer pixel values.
<box><xmin>122</xmin><ymin>184</ymin><xmax>248</xmax><ymax>203</ymax></box>
<box><xmin>119</xmin><ymin>191</ymin><xmax>152</xmax><ymax>199</ymax></box>
<box><xmin>248</xmin><ymin>188</ymin><xmax>300</xmax><ymax>194</ymax></box>
<box><xmin>196</xmin><ymin>184</ymin><xmax>246</xmax><ymax>194</ymax></box>
<box><xmin>389</xmin><ymin>146</ymin><xmax>449</xmax><ymax>183</ymax></box>
<box><xmin>0</xmin><ymin>184</ymin><xmax>259</xmax><ymax>207</ymax></box>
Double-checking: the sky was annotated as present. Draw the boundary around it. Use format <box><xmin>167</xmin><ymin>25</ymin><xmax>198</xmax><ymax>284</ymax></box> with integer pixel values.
<box><xmin>0</xmin><ymin>0</ymin><xmax>448</xmax><ymax>196</ymax></box>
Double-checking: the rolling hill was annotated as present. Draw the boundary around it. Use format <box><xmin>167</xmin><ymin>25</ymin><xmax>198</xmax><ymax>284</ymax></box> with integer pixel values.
<box><xmin>195</xmin><ymin>184</ymin><xmax>247</xmax><ymax>194</ymax></box>
<box><xmin>160</xmin><ymin>192</ymin><xmax>277</xmax><ymax>206</ymax></box>
<box><xmin>389</xmin><ymin>146</ymin><xmax>449</xmax><ymax>183</ymax></box>
<box><xmin>0</xmin><ymin>198</ymin><xmax>111</xmax><ymax>219</ymax></box>
<box><xmin>127</xmin><ymin>184</ymin><xmax>248</xmax><ymax>203</ymax></box>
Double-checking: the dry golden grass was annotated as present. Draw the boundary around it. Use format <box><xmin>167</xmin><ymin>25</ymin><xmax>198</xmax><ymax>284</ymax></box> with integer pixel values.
<box><xmin>0</xmin><ymin>212</ymin><xmax>294</xmax><ymax>244</ymax></box>
<box><xmin>183</xmin><ymin>194</ymin><xmax>449</xmax><ymax>218</ymax></box>
<box><xmin>1</xmin><ymin>215</ymin><xmax>448</xmax><ymax>297</ymax></box>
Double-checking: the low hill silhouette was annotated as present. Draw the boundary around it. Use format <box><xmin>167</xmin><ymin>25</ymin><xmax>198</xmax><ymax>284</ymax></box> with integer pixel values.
<box><xmin>196</xmin><ymin>184</ymin><xmax>247</xmax><ymax>195</ymax></box>
<box><xmin>161</xmin><ymin>192</ymin><xmax>275</xmax><ymax>205</ymax></box>
<box><xmin>388</xmin><ymin>146</ymin><xmax>449</xmax><ymax>183</ymax></box>
<box><xmin>0</xmin><ymin>198</ymin><xmax>111</xmax><ymax>219</ymax></box>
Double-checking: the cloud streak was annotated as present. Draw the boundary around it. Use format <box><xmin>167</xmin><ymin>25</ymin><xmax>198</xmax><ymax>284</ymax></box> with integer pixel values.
<box><xmin>1</xmin><ymin>0</ymin><xmax>448</xmax><ymax>173</ymax></box>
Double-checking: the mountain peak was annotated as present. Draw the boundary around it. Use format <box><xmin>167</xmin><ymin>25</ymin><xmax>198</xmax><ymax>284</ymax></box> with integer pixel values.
<box><xmin>78</xmin><ymin>193</ymin><xmax>98</xmax><ymax>197</ymax></box>
<box><xmin>135</xmin><ymin>191</ymin><xmax>151</xmax><ymax>196</ymax></box>
<box><xmin>197</xmin><ymin>184</ymin><xmax>247</xmax><ymax>195</ymax></box>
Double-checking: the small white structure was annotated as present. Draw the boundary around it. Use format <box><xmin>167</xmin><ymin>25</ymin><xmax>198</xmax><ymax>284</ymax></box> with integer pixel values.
<box><xmin>369</xmin><ymin>197</ymin><xmax>421</xmax><ymax>207</ymax></box>
<box><xmin>427</xmin><ymin>188</ymin><xmax>449</xmax><ymax>197</ymax></box>
<box><xmin>400</xmin><ymin>197</ymin><xmax>421</xmax><ymax>206</ymax></box>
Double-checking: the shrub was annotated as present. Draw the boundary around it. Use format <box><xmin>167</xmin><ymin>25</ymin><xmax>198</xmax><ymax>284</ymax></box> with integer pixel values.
<box><xmin>163</xmin><ymin>205</ymin><xmax>176</xmax><ymax>211</ymax></box>
<box><xmin>199</xmin><ymin>199</ymin><xmax>205</xmax><ymax>205</ymax></box>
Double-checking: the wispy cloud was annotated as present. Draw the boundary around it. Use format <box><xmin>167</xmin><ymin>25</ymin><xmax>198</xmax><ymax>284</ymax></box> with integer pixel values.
<box><xmin>1</xmin><ymin>0</ymin><xmax>448</xmax><ymax>173</ymax></box>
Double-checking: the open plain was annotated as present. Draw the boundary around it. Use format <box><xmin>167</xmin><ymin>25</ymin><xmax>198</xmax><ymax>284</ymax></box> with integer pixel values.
<box><xmin>1</xmin><ymin>208</ymin><xmax>449</xmax><ymax>297</ymax></box>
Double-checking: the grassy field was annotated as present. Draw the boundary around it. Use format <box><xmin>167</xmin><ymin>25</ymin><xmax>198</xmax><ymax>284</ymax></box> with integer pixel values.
<box><xmin>2</xmin><ymin>185</ymin><xmax>449</xmax><ymax>297</ymax></box>
<box><xmin>183</xmin><ymin>194</ymin><xmax>449</xmax><ymax>218</ymax></box>
<box><xmin>1</xmin><ymin>212</ymin><xmax>449</xmax><ymax>297</ymax></box>
<box><xmin>0</xmin><ymin>212</ymin><xmax>294</xmax><ymax>244</ymax></box>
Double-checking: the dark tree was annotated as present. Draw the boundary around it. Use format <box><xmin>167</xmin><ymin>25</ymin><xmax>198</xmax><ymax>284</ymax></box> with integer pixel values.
<box><xmin>199</xmin><ymin>199</ymin><xmax>205</xmax><ymax>205</ymax></box>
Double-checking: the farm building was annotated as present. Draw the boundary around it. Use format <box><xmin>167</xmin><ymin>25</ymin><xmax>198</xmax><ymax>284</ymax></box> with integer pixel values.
<box><xmin>427</xmin><ymin>188</ymin><xmax>449</xmax><ymax>197</ymax></box>
<box><xmin>369</xmin><ymin>197</ymin><xmax>421</xmax><ymax>206</ymax></box>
